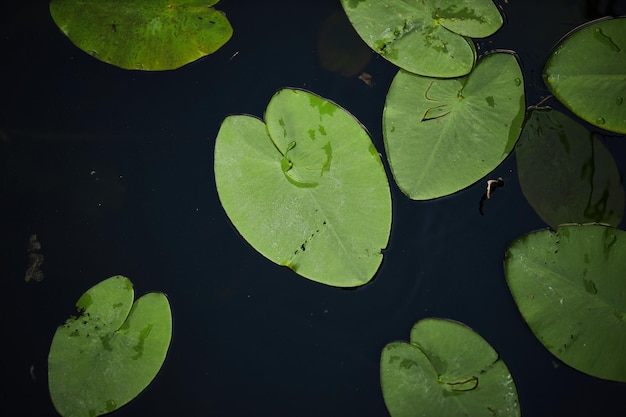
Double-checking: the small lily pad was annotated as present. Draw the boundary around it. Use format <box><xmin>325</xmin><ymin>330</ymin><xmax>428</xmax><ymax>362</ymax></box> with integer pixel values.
<box><xmin>48</xmin><ymin>276</ymin><xmax>172</xmax><ymax>417</ymax></box>
<box><xmin>340</xmin><ymin>0</ymin><xmax>502</xmax><ymax>77</ymax></box>
<box><xmin>214</xmin><ymin>88</ymin><xmax>392</xmax><ymax>287</ymax></box>
<box><xmin>49</xmin><ymin>0</ymin><xmax>233</xmax><ymax>70</ymax></box>
<box><xmin>516</xmin><ymin>108</ymin><xmax>624</xmax><ymax>228</ymax></box>
<box><xmin>543</xmin><ymin>17</ymin><xmax>626</xmax><ymax>133</ymax></box>
<box><xmin>381</xmin><ymin>318</ymin><xmax>520</xmax><ymax>417</ymax></box>
<box><xmin>383</xmin><ymin>52</ymin><xmax>525</xmax><ymax>200</ymax></box>
<box><xmin>505</xmin><ymin>224</ymin><xmax>626</xmax><ymax>381</ymax></box>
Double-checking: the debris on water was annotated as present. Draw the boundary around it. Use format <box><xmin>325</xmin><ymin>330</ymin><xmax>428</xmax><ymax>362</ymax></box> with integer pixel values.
<box><xmin>25</xmin><ymin>234</ymin><xmax>44</xmax><ymax>282</ymax></box>
<box><xmin>358</xmin><ymin>72</ymin><xmax>374</xmax><ymax>87</ymax></box>
<box><xmin>479</xmin><ymin>177</ymin><xmax>505</xmax><ymax>215</ymax></box>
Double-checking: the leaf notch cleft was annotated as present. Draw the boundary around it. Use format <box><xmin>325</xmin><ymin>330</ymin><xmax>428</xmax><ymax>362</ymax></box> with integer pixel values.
<box><xmin>443</xmin><ymin>376</ymin><xmax>479</xmax><ymax>392</ymax></box>
<box><xmin>280</xmin><ymin>141</ymin><xmax>319</xmax><ymax>188</ymax></box>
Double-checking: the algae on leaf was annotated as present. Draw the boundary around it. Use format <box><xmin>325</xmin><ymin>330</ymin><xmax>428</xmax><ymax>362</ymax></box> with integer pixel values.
<box><xmin>516</xmin><ymin>108</ymin><xmax>624</xmax><ymax>228</ymax></box>
<box><xmin>505</xmin><ymin>224</ymin><xmax>626</xmax><ymax>382</ymax></box>
<box><xmin>214</xmin><ymin>89</ymin><xmax>391</xmax><ymax>288</ymax></box>
<box><xmin>49</xmin><ymin>0</ymin><xmax>233</xmax><ymax>70</ymax></box>
<box><xmin>340</xmin><ymin>0</ymin><xmax>502</xmax><ymax>77</ymax></box>
<box><xmin>48</xmin><ymin>276</ymin><xmax>172</xmax><ymax>417</ymax></box>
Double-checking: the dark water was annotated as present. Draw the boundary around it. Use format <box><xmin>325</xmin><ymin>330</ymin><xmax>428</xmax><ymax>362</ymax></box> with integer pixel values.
<box><xmin>1</xmin><ymin>1</ymin><xmax>625</xmax><ymax>416</ymax></box>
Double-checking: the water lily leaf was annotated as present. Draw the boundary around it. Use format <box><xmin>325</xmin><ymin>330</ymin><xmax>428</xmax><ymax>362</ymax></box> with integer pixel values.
<box><xmin>214</xmin><ymin>88</ymin><xmax>391</xmax><ymax>287</ymax></box>
<box><xmin>340</xmin><ymin>0</ymin><xmax>502</xmax><ymax>77</ymax></box>
<box><xmin>504</xmin><ymin>224</ymin><xmax>626</xmax><ymax>382</ymax></box>
<box><xmin>543</xmin><ymin>17</ymin><xmax>626</xmax><ymax>133</ymax></box>
<box><xmin>516</xmin><ymin>108</ymin><xmax>624</xmax><ymax>228</ymax></box>
<box><xmin>383</xmin><ymin>52</ymin><xmax>525</xmax><ymax>200</ymax></box>
<box><xmin>381</xmin><ymin>318</ymin><xmax>520</xmax><ymax>417</ymax></box>
<box><xmin>49</xmin><ymin>0</ymin><xmax>233</xmax><ymax>70</ymax></box>
<box><xmin>48</xmin><ymin>276</ymin><xmax>172</xmax><ymax>417</ymax></box>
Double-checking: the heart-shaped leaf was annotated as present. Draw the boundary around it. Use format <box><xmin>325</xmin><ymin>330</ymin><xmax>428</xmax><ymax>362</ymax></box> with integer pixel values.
<box><xmin>48</xmin><ymin>276</ymin><xmax>172</xmax><ymax>417</ymax></box>
<box><xmin>214</xmin><ymin>88</ymin><xmax>392</xmax><ymax>287</ymax></box>
<box><xmin>543</xmin><ymin>17</ymin><xmax>626</xmax><ymax>133</ymax></box>
<box><xmin>340</xmin><ymin>0</ymin><xmax>502</xmax><ymax>77</ymax></box>
<box><xmin>516</xmin><ymin>108</ymin><xmax>624</xmax><ymax>228</ymax></box>
<box><xmin>381</xmin><ymin>318</ymin><xmax>520</xmax><ymax>417</ymax></box>
<box><xmin>383</xmin><ymin>52</ymin><xmax>525</xmax><ymax>200</ymax></box>
<box><xmin>49</xmin><ymin>0</ymin><xmax>233</xmax><ymax>70</ymax></box>
<box><xmin>505</xmin><ymin>224</ymin><xmax>626</xmax><ymax>381</ymax></box>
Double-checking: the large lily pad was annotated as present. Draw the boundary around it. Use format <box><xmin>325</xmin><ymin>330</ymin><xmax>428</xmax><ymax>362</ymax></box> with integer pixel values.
<box><xmin>49</xmin><ymin>0</ymin><xmax>233</xmax><ymax>70</ymax></box>
<box><xmin>48</xmin><ymin>276</ymin><xmax>172</xmax><ymax>417</ymax></box>
<box><xmin>214</xmin><ymin>88</ymin><xmax>391</xmax><ymax>287</ymax></box>
<box><xmin>381</xmin><ymin>318</ymin><xmax>520</xmax><ymax>417</ymax></box>
<box><xmin>516</xmin><ymin>108</ymin><xmax>624</xmax><ymax>228</ymax></box>
<box><xmin>504</xmin><ymin>224</ymin><xmax>626</xmax><ymax>381</ymax></box>
<box><xmin>383</xmin><ymin>52</ymin><xmax>525</xmax><ymax>200</ymax></box>
<box><xmin>543</xmin><ymin>17</ymin><xmax>626</xmax><ymax>133</ymax></box>
<box><xmin>340</xmin><ymin>0</ymin><xmax>502</xmax><ymax>77</ymax></box>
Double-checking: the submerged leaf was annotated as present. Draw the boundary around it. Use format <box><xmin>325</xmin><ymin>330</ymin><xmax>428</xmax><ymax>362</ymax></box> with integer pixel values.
<box><xmin>516</xmin><ymin>108</ymin><xmax>624</xmax><ymax>228</ymax></box>
<box><xmin>317</xmin><ymin>11</ymin><xmax>371</xmax><ymax>77</ymax></box>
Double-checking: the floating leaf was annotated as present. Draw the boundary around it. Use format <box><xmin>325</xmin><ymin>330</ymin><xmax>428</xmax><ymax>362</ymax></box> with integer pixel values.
<box><xmin>340</xmin><ymin>0</ymin><xmax>502</xmax><ymax>77</ymax></box>
<box><xmin>49</xmin><ymin>0</ymin><xmax>233</xmax><ymax>70</ymax></box>
<box><xmin>383</xmin><ymin>52</ymin><xmax>525</xmax><ymax>200</ymax></box>
<box><xmin>544</xmin><ymin>17</ymin><xmax>626</xmax><ymax>133</ymax></box>
<box><xmin>48</xmin><ymin>276</ymin><xmax>172</xmax><ymax>417</ymax></box>
<box><xmin>505</xmin><ymin>224</ymin><xmax>626</xmax><ymax>382</ymax></box>
<box><xmin>381</xmin><ymin>318</ymin><xmax>520</xmax><ymax>417</ymax></box>
<box><xmin>516</xmin><ymin>108</ymin><xmax>624</xmax><ymax>228</ymax></box>
<box><xmin>214</xmin><ymin>88</ymin><xmax>391</xmax><ymax>287</ymax></box>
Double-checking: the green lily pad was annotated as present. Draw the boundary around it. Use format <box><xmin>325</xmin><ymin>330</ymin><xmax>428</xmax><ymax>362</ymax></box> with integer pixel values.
<box><xmin>516</xmin><ymin>108</ymin><xmax>624</xmax><ymax>228</ymax></box>
<box><xmin>381</xmin><ymin>318</ymin><xmax>520</xmax><ymax>417</ymax></box>
<box><xmin>49</xmin><ymin>0</ymin><xmax>233</xmax><ymax>70</ymax></box>
<box><xmin>214</xmin><ymin>88</ymin><xmax>391</xmax><ymax>287</ymax></box>
<box><xmin>383</xmin><ymin>52</ymin><xmax>525</xmax><ymax>200</ymax></box>
<box><xmin>543</xmin><ymin>17</ymin><xmax>626</xmax><ymax>133</ymax></box>
<box><xmin>504</xmin><ymin>224</ymin><xmax>626</xmax><ymax>381</ymax></box>
<box><xmin>340</xmin><ymin>0</ymin><xmax>502</xmax><ymax>77</ymax></box>
<box><xmin>48</xmin><ymin>276</ymin><xmax>172</xmax><ymax>417</ymax></box>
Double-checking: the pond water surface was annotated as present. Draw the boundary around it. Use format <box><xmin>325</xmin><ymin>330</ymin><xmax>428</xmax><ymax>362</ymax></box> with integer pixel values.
<box><xmin>1</xmin><ymin>1</ymin><xmax>626</xmax><ymax>416</ymax></box>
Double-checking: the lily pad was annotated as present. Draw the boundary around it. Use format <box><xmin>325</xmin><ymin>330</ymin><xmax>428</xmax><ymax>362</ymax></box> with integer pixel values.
<box><xmin>340</xmin><ymin>0</ymin><xmax>502</xmax><ymax>77</ymax></box>
<box><xmin>214</xmin><ymin>88</ymin><xmax>391</xmax><ymax>287</ymax></box>
<box><xmin>48</xmin><ymin>276</ymin><xmax>172</xmax><ymax>417</ymax></box>
<box><xmin>543</xmin><ymin>17</ymin><xmax>626</xmax><ymax>133</ymax></box>
<box><xmin>383</xmin><ymin>52</ymin><xmax>525</xmax><ymax>200</ymax></box>
<box><xmin>381</xmin><ymin>318</ymin><xmax>520</xmax><ymax>417</ymax></box>
<box><xmin>49</xmin><ymin>0</ymin><xmax>233</xmax><ymax>70</ymax></box>
<box><xmin>516</xmin><ymin>108</ymin><xmax>624</xmax><ymax>228</ymax></box>
<box><xmin>504</xmin><ymin>224</ymin><xmax>626</xmax><ymax>381</ymax></box>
